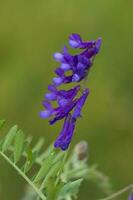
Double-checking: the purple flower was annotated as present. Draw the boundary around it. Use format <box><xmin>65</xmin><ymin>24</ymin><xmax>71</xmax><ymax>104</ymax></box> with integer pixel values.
<box><xmin>128</xmin><ymin>194</ymin><xmax>133</xmax><ymax>200</ymax></box>
<box><xmin>40</xmin><ymin>101</ymin><xmax>53</xmax><ymax>118</ymax></box>
<box><xmin>72</xmin><ymin>88</ymin><xmax>89</xmax><ymax>119</ymax></box>
<box><xmin>53</xmin><ymin>46</ymin><xmax>73</xmax><ymax>64</ymax></box>
<box><xmin>40</xmin><ymin>33</ymin><xmax>102</xmax><ymax>150</ymax></box>
<box><xmin>41</xmin><ymin>85</ymin><xmax>81</xmax><ymax>123</ymax></box>
<box><xmin>69</xmin><ymin>33</ymin><xmax>95</xmax><ymax>49</ymax></box>
<box><xmin>54</xmin><ymin>114</ymin><xmax>76</xmax><ymax>150</ymax></box>
<box><xmin>54</xmin><ymin>89</ymin><xmax>89</xmax><ymax>150</ymax></box>
<box><xmin>45</xmin><ymin>84</ymin><xmax>80</xmax><ymax>104</ymax></box>
<box><xmin>49</xmin><ymin>98</ymin><xmax>78</xmax><ymax>125</ymax></box>
<box><xmin>41</xmin><ymin>87</ymin><xmax>89</xmax><ymax>149</ymax></box>
<box><xmin>69</xmin><ymin>34</ymin><xmax>82</xmax><ymax>48</ymax></box>
<box><xmin>52</xmin><ymin>35</ymin><xmax>102</xmax><ymax>87</ymax></box>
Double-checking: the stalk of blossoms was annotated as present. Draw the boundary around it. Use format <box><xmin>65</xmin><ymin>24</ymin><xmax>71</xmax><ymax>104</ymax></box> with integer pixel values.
<box><xmin>40</xmin><ymin>33</ymin><xmax>102</xmax><ymax>150</ymax></box>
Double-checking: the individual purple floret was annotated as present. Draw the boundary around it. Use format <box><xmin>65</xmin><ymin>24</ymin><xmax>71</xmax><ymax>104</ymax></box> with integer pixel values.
<box><xmin>40</xmin><ymin>33</ymin><xmax>102</xmax><ymax>150</ymax></box>
<box><xmin>40</xmin><ymin>85</ymin><xmax>81</xmax><ymax>123</ymax></box>
<box><xmin>72</xmin><ymin>88</ymin><xmax>89</xmax><ymax>119</ymax></box>
<box><xmin>54</xmin><ymin>114</ymin><xmax>76</xmax><ymax>150</ymax></box>
<box><xmin>69</xmin><ymin>33</ymin><xmax>96</xmax><ymax>49</ymax></box>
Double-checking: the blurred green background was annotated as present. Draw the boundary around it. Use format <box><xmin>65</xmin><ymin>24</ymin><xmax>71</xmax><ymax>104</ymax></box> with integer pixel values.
<box><xmin>0</xmin><ymin>0</ymin><xmax>133</xmax><ymax>199</ymax></box>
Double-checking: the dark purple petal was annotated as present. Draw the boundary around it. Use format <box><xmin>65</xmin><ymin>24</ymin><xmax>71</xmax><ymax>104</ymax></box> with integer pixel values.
<box><xmin>57</xmin><ymin>85</ymin><xmax>80</xmax><ymax>106</ymax></box>
<box><xmin>64</xmin><ymin>75</ymin><xmax>73</xmax><ymax>83</ymax></box>
<box><xmin>53</xmin><ymin>75</ymin><xmax>74</xmax><ymax>86</ymax></box>
<box><xmin>80</xmin><ymin>40</ymin><xmax>95</xmax><ymax>49</ymax></box>
<box><xmin>54</xmin><ymin>114</ymin><xmax>76</xmax><ymax>150</ymax></box>
<box><xmin>81</xmin><ymin>48</ymin><xmax>95</xmax><ymax>59</ymax></box>
<box><xmin>58</xmin><ymin>85</ymin><xmax>80</xmax><ymax>99</ymax></box>
<box><xmin>69</xmin><ymin>33</ymin><xmax>82</xmax><ymax>48</ymax></box>
<box><xmin>54</xmin><ymin>114</ymin><xmax>70</xmax><ymax>148</ymax></box>
<box><xmin>95</xmin><ymin>37</ymin><xmax>102</xmax><ymax>53</ymax></box>
<box><xmin>40</xmin><ymin>101</ymin><xmax>54</xmax><ymax>118</ymax></box>
<box><xmin>72</xmin><ymin>88</ymin><xmax>89</xmax><ymax>119</ymax></box>
<box><xmin>80</xmin><ymin>38</ymin><xmax>102</xmax><ymax>59</ymax></box>
<box><xmin>55</xmin><ymin>68</ymin><xmax>64</xmax><ymax>76</ymax></box>
<box><xmin>70</xmin><ymin>55</ymin><xmax>92</xmax><ymax>83</ymax></box>
<box><xmin>61</xmin><ymin>118</ymin><xmax>76</xmax><ymax>150</ymax></box>
<box><xmin>62</xmin><ymin>46</ymin><xmax>68</xmax><ymax>53</ymax></box>
<box><xmin>55</xmin><ymin>85</ymin><xmax>80</xmax><ymax>107</ymax></box>
<box><xmin>72</xmin><ymin>69</ymin><xmax>87</xmax><ymax>82</ymax></box>
<box><xmin>44</xmin><ymin>85</ymin><xmax>80</xmax><ymax>120</ymax></box>
<box><xmin>42</xmin><ymin>101</ymin><xmax>53</xmax><ymax>110</ymax></box>
<box><xmin>62</xmin><ymin>46</ymin><xmax>74</xmax><ymax>63</ymax></box>
<box><xmin>46</xmin><ymin>85</ymin><xmax>58</xmax><ymax>100</ymax></box>
<box><xmin>49</xmin><ymin>98</ymin><xmax>78</xmax><ymax>125</ymax></box>
<box><xmin>69</xmin><ymin>33</ymin><xmax>98</xmax><ymax>50</ymax></box>
<box><xmin>48</xmin><ymin>84</ymin><xmax>57</xmax><ymax>92</ymax></box>
<box><xmin>77</xmin><ymin>55</ymin><xmax>92</xmax><ymax>69</ymax></box>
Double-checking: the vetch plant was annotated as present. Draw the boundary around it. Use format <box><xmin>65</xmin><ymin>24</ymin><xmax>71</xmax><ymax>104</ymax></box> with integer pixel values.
<box><xmin>40</xmin><ymin>33</ymin><xmax>102</xmax><ymax>151</ymax></box>
<box><xmin>0</xmin><ymin>119</ymin><xmax>112</xmax><ymax>200</ymax></box>
<box><xmin>0</xmin><ymin>34</ymin><xmax>132</xmax><ymax>200</ymax></box>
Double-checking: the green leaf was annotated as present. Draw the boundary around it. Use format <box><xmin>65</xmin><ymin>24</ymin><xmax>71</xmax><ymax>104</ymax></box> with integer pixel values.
<box><xmin>41</xmin><ymin>160</ymin><xmax>62</xmax><ymax>189</ymax></box>
<box><xmin>2</xmin><ymin>125</ymin><xmax>18</xmax><ymax>152</ymax></box>
<box><xmin>33</xmin><ymin>151</ymin><xmax>55</xmax><ymax>183</ymax></box>
<box><xmin>0</xmin><ymin>151</ymin><xmax>46</xmax><ymax>200</ymax></box>
<box><xmin>0</xmin><ymin>138</ymin><xmax>4</xmax><ymax>151</ymax></box>
<box><xmin>65</xmin><ymin>168</ymin><xmax>89</xmax><ymax>180</ymax></box>
<box><xmin>22</xmin><ymin>136</ymin><xmax>33</xmax><ymax>154</ymax></box>
<box><xmin>53</xmin><ymin>151</ymin><xmax>64</xmax><ymax>163</ymax></box>
<box><xmin>46</xmin><ymin>178</ymin><xmax>57</xmax><ymax>200</ymax></box>
<box><xmin>24</xmin><ymin>149</ymin><xmax>38</xmax><ymax>173</ymax></box>
<box><xmin>58</xmin><ymin>179</ymin><xmax>83</xmax><ymax>198</ymax></box>
<box><xmin>14</xmin><ymin>129</ymin><xmax>25</xmax><ymax>163</ymax></box>
<box><xmin>0</xmin><ymin>120</ymin><xmax>5</xmax><ymax>129</ymax></box>
<box><xmin>33</xmin><ymin>137</ymin><xmax>45</xmax><ymax>152</ymax></box>
<box><xmin>38</xmin><ymin>144</ymin><xmax>53</xmax><ymax>161</ymax></box>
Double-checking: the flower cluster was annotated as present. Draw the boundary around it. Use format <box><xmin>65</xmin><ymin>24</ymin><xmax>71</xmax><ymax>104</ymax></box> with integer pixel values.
<box><xmin>40</xmin><ymin>33</ymin><xmax>102</xmax><ymax>150</ymax></box>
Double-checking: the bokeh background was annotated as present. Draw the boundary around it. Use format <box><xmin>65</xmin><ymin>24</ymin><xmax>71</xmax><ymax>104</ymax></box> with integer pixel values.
<box><xmin>0</xmin><ymin>0</ymin><xmax>133</xmax><ymax>199</ymax></box>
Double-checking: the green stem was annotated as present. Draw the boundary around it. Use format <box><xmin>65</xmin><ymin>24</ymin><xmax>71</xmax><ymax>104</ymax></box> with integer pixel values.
<box><xmin>0</xmin><ymin>152</ymin><xmax>46</xmax><ymax>200</ymax></box>
<box><xmin>55</xmin><ymin>150</ymin><xmax>68</xmax><ymax>186</ymax></box>
<box><xmin>99</xmin><ymin>184</ymin><xmax>133</xmax><ymax>200</ymax></box>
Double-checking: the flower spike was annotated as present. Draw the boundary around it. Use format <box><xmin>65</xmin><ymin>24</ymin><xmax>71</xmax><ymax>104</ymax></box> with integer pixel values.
<box><xmin>40</xmin><ymin>33</ymin><xmax>102</xmax><ymax>150</ymax></box>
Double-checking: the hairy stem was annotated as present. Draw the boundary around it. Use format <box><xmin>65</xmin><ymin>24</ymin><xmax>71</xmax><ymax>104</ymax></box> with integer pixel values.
<box><xmin>99</xmin><ymin>184</ymin><xmax>133</xmax><ymax>200</ymax></box>
<box><xmin>0</xmin><ymin>152</ymin><xmax>46</xmax><ymax>200</ymax></box>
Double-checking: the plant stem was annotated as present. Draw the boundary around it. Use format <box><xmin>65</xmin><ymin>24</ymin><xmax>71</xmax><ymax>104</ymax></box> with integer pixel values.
<box><xmin>55</xmin><ymin>150</ymin><xmax>68</xmax><ymax>186</ymax></box>
<box><xmin>99</xmin><ymin>184</ymin><xmax>133</xmax><ymax>200</ymax></box>
<box><xmin>0</xmin><ymin>152</ymin><xmax>46</xmax><ymax>200</ymax></box>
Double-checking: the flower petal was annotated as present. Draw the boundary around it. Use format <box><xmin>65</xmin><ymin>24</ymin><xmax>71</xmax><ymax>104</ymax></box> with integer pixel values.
<box><xmin>72</xmin><ymin>88</ymin><xmax>89</xmax><ymax>119</ymax></box>
<box><xmin>53</xmin><ymin>77</ymin><xmax>63</xmax><ymax>86</ymax></box>
<box><xmin>69</xmin><ymin>33</ymin><xmax>82</xmax><ymax>48</ymax></box>
<box><xmin>54</xmin><ymin>115</ymin><xmax>76</xmax><ymax>150</ymax></box>
<box><xmin>53</xmin><ymin>52</ymin><xmax>64</xmax><ymax>62</ymax></box>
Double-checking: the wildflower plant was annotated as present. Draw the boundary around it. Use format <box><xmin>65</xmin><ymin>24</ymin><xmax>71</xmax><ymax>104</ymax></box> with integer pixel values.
<box><xmin>0</xmin><ymin>34</ymin><xmax>132</xmax><ymax>200</ymax></box>
<box><xmin>40</xmin><ymin>33</ymin><xmax>102</xmax><ymax>151</ymax></box>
